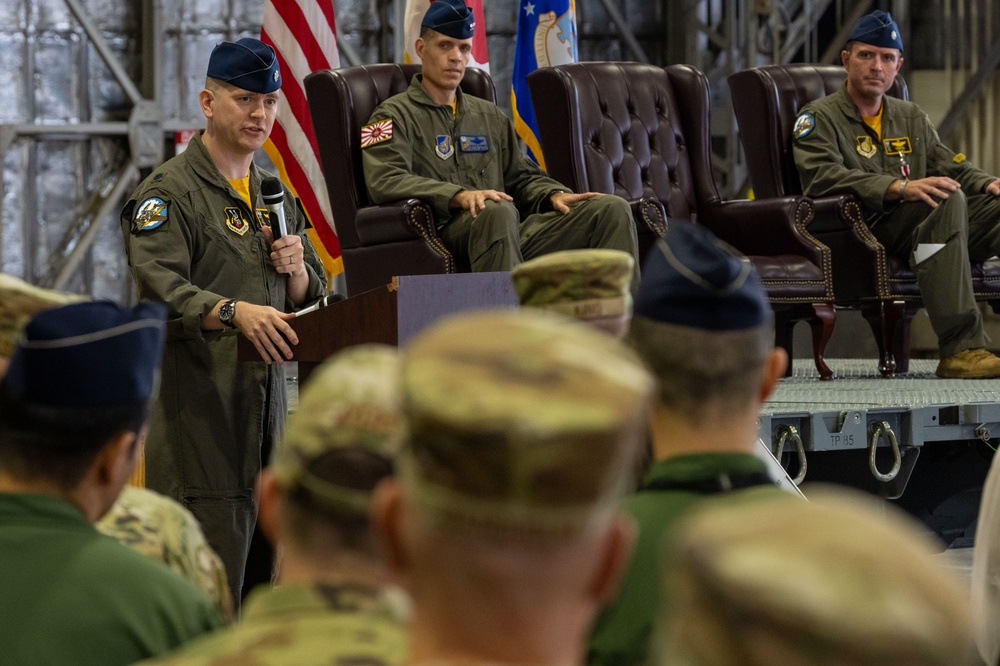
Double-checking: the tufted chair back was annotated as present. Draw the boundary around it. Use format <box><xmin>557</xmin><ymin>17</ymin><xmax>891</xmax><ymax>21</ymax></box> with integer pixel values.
<box><xmin>529</xmin><ymin>62</ymin><xmax>718</xmax><ymax>227</ymax></box>
<box><xmin>529</xmin><ymin>62</ymin><xmax>840</xmax><ymax>380</ymax></box>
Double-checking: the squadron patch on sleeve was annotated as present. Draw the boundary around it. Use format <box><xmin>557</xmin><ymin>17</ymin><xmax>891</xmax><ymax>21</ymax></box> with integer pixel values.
<box><xmin>793</xmin><ymin>112</ymin><xmax>815</xmax><ymax>140</ymax></box>
<box><xmin>361</xmin><ymin>119</ymin><xmax>393</xmax><ymax>148</ymax></box>
<box><xmin>132</xmin><ymin>197</ymin><xmax>169</xmax><ymax>234</ymax></box>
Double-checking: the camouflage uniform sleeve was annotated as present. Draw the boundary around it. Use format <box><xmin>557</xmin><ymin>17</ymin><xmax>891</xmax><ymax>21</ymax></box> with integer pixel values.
<box><xmin>120</xmin><ymin>185</ymin><xmax>226</xmax><ymax>340</ymax></box>
<box><xmin>792</xmin><ymin>104</ymin><xmax>897</xmax><ymax>214</ymax></box>
<box><xmin>362</xmin><ymin>101</ymin><xmax>465</xmax><ymax>218</ymax></box>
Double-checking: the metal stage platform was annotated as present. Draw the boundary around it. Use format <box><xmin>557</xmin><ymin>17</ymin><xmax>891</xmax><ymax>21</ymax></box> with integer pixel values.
<box><xmin>760</xmin><ymin>358</ymin><xmax>1000</xmax><ymax>502</ymax></box>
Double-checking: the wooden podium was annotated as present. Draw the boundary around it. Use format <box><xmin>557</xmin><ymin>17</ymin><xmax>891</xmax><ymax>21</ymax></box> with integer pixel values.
<box><xmin>238</xmin><ymin>272</ymin><xmax>519</xmax><ymax>383</ymax></box>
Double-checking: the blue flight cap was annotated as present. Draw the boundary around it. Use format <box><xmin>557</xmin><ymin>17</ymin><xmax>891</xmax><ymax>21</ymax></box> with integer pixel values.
<box><xmin>634</xmin><ymin>222</ymin><xmax>770</xmax><ymax>331</ymax></box>
<box><xmin>847</xmin><ymin>10</ymin><xmax>903</xmax><ymax>52</ymax></box>
<box><xmin>207</xmin><ymin>37</ymin><xmax>282</xmax><ymax>93</ymax></box>
<box><xmin>4</xmin><ymin>301</ymin><xmax>167</xmax><ymax>407</ymax></box>
<box><xmin>422</xmin><ymin>0</ymin><xmax>475</xmax><ymax>39</ymax></box>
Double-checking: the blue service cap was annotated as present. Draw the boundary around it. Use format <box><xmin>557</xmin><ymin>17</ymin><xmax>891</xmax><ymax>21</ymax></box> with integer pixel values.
<box><xmin>422</xmin><ymin>0</ymin><xmax>475</xmax><ymax>40</ymax></box>
<box><xmin>207</xmin><ymin>37</ymin><xmax>281</xmax><ymax>93</ymax></box>
<box><xmin>4</xmin><ymin>301</ymin><xmax>167</xmax><ymax>407</ymax></box>
<box><xmin>848</xmin><ymin>10</ymin><xmax>903</xmax><ymax>52</ymax></box>
<box><xmin>634</xmin><ymin>222</ymin><xmax>770</xmax><ymax>331</ymax></box>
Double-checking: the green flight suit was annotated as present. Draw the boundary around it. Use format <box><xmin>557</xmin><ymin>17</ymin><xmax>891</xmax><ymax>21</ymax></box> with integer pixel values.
<box><xmin>0</xmin><ymin>493</ymin><xmax>222</xmax><ymax>666</ymax></box>
<box><xmin>120</xmin><ymin>131</ymin><xmax>327</xmax><ymax>601</ymax></box>
<box><xmin>793</xmin><ymin>85</ymin><xmax>1000</xmax><ymax>356</ymax></box>
<box><xmin>138</xmin><ymin>581</ymin><xmax>408</xmax><ymax>666</ymax></box>
<box><xmin>362</xmin><ymin>76</ymin><xmax>640</xmax><ymax>291</ymax></box>
<box><xmin>587</xmin><ymin>453</ymin><xmax>785</xmax><ymax>666</ymax></box>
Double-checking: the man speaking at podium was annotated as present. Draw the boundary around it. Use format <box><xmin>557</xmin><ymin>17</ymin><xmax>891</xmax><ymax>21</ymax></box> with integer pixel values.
<box><xmin>120</xmin><ymin>37</ymin><xmax>326</xmax><ymax>604</ymax></box>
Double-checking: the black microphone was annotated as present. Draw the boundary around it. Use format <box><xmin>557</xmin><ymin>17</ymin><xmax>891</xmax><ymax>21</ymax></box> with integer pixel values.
<box><xmin>260</xmin><ymin>177</ymin><xmax>288</xmax><ymax>239</ymax></box>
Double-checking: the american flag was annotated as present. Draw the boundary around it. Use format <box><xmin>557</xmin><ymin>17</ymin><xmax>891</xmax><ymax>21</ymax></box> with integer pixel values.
<box><xmin>261</xmin><ymin>0</ymin><xmax>342</xmax><ymax>280</ymax></box>
<box><xmin>361</xmin><ymin>119</ymin><xmax>394</xmax><ymax>148</ymax></box>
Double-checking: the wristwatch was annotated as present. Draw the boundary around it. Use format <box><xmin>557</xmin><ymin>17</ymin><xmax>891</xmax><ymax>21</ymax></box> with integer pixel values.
<box><xmin>218</xmin><ymin>299</ymin><xmax>238</xmax><ymax>328</ymax></box>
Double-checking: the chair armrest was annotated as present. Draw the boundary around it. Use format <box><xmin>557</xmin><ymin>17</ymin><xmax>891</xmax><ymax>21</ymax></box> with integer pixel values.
<box><xmin>629</xmin><ymin>197</ymin><xmax>667</xmax><ymax>237</ymax></box>
<box><xmin>698</xmin><ymin>197</ymin><xmax>826</xmax><ymax>262</ymax></box>
<box><xmin>809</xmin><ymin>194</ymin><xmax>864</xmax><ymax>234</ymax></box>
<box><xmin>355</xmin><ymin>199</ymin><xmax>438</xmax><ymax>246</ymax></box>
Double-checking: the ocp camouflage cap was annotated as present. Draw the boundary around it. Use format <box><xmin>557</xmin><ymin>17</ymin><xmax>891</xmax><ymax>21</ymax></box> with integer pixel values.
<box><xmin>0</xmin><ymin>273</ymin><xmax>85</xmax><ymax>358</ymax></box>
<box><xmin>512</xmin><ymin>249</ymin><xmax>634</xmax><ymax>321</ymax></box>
<box><xmin>271</xmin><ymin>344</ymin><xmax>404</xmax><ymax>513</ymax></box>
<box><xmin>400</xmin><ymin>310</ymin><xmax>655</xmax><ymax>537</ymax></box>
<box><xmin>97</xmin><ymin>485</ymin><xmax>234</xmax><ymax>622</ymax></box>
<box><xmin>655</xmin><ymin>488</ymin><xmax>973</xmax><ymax>665</ymax></box>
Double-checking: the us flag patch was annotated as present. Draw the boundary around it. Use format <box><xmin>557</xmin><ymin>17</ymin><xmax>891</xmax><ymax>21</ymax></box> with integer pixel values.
<box><xmin>361</xmin><ymin>119</ymin><xmax>393</xmax><ymax>148</ymax></box>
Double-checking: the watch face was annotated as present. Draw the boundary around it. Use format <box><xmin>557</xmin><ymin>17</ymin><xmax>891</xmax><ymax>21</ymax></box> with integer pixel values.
<box><xmin>220</xmin><ymin>301</ymin><xmax>235</xmax><ymax>325</ymax></box>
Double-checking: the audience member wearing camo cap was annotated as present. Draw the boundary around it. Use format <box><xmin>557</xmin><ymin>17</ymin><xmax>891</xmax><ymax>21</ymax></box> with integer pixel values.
<box><xmin>653</xmin><ymin>488</ymin><xmax>974</xmax><ymax>665</ymax></box>
<box><xmin>588</xmin><ymin>221</ymin><xmax>789</xmax><ymax>666</ymax></box>
<box><xmin>0</xmin><ymin>301</ymin><xmax>223</xmax><ymax>665</ymax></box>
<box><xmin>0</xmin><ymin>273</ymin><xmax>85</xmax><ymax>373</ymax></box>
<box><xmin>97</xmin><ymin>486</ymin><xmax>234</xmax><ymax>623</ymax></box>
<box><xmin>512</xmin><ymin>248</ymin><xmax>635</xmax><ymax>338</ymax></box>
<box><xmin>372</xmin><ymin>310</ymin><xmax>655</xmax><ymax>666</ymax></box>
<box><xmin>143</xmin><ymin>344</ymin><xmax>408</xmax><ymax>666</ymax></box>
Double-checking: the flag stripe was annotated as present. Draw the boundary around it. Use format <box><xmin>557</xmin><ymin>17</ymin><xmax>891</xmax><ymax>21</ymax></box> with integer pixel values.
<box><xmin>261</xmin><ymin>0</ymin><xmax>342</xmax><ymax>278</ymax></box>
<box><xmin>267</xmin><ymin>121</ymin><xmax>340</xmax><ymax>258</ymax></box>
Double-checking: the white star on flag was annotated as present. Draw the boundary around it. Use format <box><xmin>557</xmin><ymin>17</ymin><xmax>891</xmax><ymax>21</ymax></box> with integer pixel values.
<box><xmin>525</xmin><ymin>2</ymin><xmax>535</xmax><ymax>15</ymax></box>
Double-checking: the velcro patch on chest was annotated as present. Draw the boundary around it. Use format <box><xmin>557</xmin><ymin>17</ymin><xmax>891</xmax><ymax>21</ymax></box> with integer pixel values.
<box><xmin>856</xmin><ymin>136</ymin><xmax>876</xmax><ymax>159</ymax></box>
<box><xmin>459</xmin><ymin>135</ymin><xmax>490</xmax><ymax>152</ymax></box>
<box><xmin>435</xmin><ymin>135</ymin><xmax>454</xmax><ymax>160</ymax></box>
<box><xmin>883</xmin><ymin>137</ymin><xmax>912</xmax><ymax>155</ymax></box>
<box><xmin>224</xmin><ymin>207</ymin><xmax>250</xmax><ymax>236</ymax></box>
<box><xmin>131</xmin><ymin>197</ymin><xmax>169</xmax><ymax>234</ymax></box>
<box><xmin>361</xmin><ymin>119</ymin><xmax>393</xmax><ymax>148</ymax></box>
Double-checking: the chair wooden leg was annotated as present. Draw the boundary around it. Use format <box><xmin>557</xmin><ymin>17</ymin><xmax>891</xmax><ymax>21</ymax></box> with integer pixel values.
<box><xmin>892</xmin><ymin>307</ymin><xmax>916</xmax><ymax>374</ymax></box>
<box><xmin>861</xmin><ymin>300</ymin><xmax>905</xmax><ymax>377</ymax></box>
<box><xmin>808</xmin><ymin>303</ymin><xmax>836</xmax><ymax>381</ymax></box>
<box><xmin>773</xmin><ymin>309</ymin><xmax>795</xmax><ymax>378</ymax></box>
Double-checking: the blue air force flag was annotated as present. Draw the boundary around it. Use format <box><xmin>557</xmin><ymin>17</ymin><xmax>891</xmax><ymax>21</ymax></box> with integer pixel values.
<box><xmin>511</xmin><ymin>0</ymin><xmax>578</xmax><ymax>169</ymax></box>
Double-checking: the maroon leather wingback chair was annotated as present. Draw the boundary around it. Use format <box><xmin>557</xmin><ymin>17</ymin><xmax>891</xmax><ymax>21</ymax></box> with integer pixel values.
<box><xmin>305</xmin><ymin>64</ymin><xmax>495</xmax><ymax>297</ymax></box>
<box><xmin>728</xmin><ymin>64</ymin><xmax>1000</xmax><ymax>376</ymax></box>
<box><xmin>528</xmin><ymin>62</ymin><xmax>837</xmax><ymax>379</ymax></box>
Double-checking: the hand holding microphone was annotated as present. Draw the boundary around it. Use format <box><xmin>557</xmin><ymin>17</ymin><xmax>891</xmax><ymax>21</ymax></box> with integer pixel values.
<box><xmin>260</xmin><ymin>177</ymin><xmax>302</xmax><ymax>277</ymax></box>
<box><xmin>261</xmin><ymin>177</ymin><xmax>288</xmax><ymax>238</ymax></box>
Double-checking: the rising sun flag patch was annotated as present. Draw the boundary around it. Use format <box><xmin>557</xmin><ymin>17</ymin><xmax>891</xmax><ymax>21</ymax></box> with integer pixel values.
<box><xmin>361</xmin><ymin>119</ymin><xmax>394</xmax><ymax>148</ymax></box>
